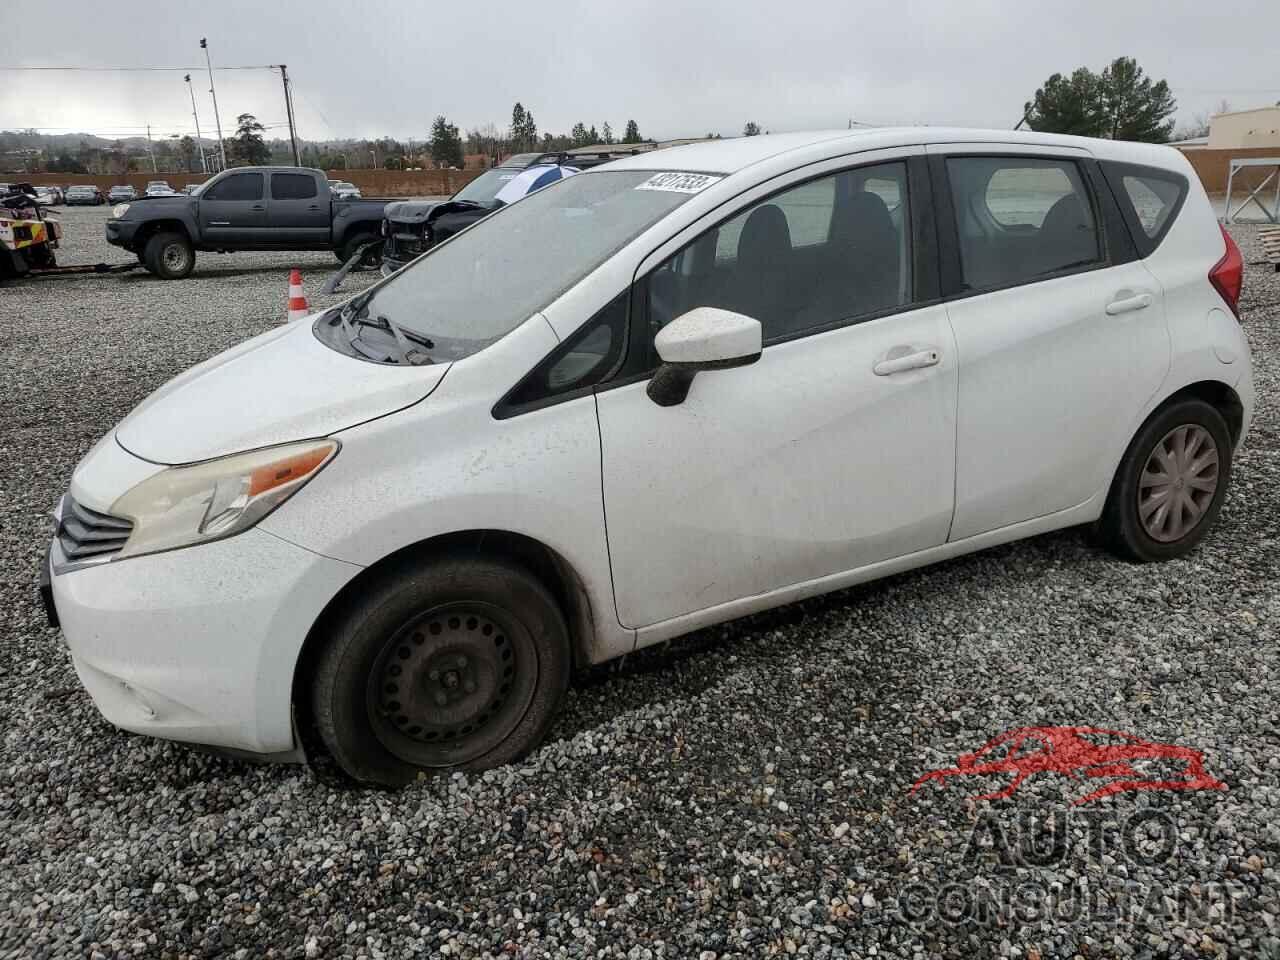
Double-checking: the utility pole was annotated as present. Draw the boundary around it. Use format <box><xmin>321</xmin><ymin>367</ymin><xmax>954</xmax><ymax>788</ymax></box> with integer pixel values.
<box><xmin>146</xmin><ymin>124</ymin><xmax>158</xmax><ymax>172</ymax></box>
<box><xmin>200</xmin><ymin>38</ymin><xmax>227</xmax><ymax>170</ymax></box>
<box><xmin>278</xmin><ymin>64</ymin><xmax>300</xmax><ymax>166</ymax></box>
<box><xmin>184</xmin><ymin>73</ymin><xmax>207</xmax><ymax>173</ymax></box>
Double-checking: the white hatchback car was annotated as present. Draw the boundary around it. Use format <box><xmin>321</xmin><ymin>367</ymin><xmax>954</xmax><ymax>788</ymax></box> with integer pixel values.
<box><xmin>45</xmin><ymin>129</ymin><xmax>1252</xmax><ymax>785</ymax></box>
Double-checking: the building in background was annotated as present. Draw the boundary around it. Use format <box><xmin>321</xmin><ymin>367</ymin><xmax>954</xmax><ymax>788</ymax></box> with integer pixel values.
<box><xmin>1206</xmin><ymin>106</ymin><xmax>1280</xmax><ymax>150</ymax></box>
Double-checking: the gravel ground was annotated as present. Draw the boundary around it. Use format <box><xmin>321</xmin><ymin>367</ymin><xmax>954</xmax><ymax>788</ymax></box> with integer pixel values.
<box><xmin>1</xmin><ymin>206</ymin><xmax>1277</xmax><ymax>959</ymax></box>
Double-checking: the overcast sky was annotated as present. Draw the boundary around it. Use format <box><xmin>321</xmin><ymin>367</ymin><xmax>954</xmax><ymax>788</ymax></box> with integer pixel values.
<box><xmin>2</xmin><ymin>0</ymin><xmax>1278</xmax><ymax>145</ymax></box>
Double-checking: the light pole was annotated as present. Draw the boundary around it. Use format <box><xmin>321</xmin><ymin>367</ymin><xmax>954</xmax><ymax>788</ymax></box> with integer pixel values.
<box><xmin>200</xmin><ymin>38</ymin><xmax>227</xmax><ymax>170</ymax></box>
<box><xmin>184</xmin><ymin>74</ymin><xmax>207</xmax><ymax>173</ymax></box>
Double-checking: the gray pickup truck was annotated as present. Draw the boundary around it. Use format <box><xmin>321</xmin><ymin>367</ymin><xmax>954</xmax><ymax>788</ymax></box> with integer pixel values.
<box><xmin>104</xmin><ymin>166</ymin><xmax>399</xmax><ymax>279</ymax></box>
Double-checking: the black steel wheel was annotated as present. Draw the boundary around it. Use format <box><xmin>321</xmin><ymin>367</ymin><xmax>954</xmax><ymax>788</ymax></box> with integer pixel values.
<box><xmin>310</xmin><ymin>555</ymin><xmax>570</xmax><ymax>786</ymax></box>
<box><xmin>366</xmin><ymin>601</ymin><xmax>538</xmax><ymax>767</ymax></box>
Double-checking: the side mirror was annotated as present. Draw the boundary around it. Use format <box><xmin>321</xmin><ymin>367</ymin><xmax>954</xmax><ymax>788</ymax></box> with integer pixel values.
<box><xmin>646</xmin><ymin>307</ymin><xmax>762</xmax><ymax>407</ymax></box>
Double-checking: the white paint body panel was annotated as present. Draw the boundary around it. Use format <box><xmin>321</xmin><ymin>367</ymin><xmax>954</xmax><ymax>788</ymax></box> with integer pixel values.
<box><xmin>51</xmin><ymin>522</ymin><xmax>361</xmax><ymax>754</ymax></box>
<box><xmin>115</xmin><ymin>315</ymin><xmax>447</xmax><ymax>464</ymax></box>
<box><xmin>598</xmin><ymin>304</ymin><xmax>957</xmax><ymax>628</ymax></box>
<box><xmin>50</xmin><ymin>127</ymin><xmax>1255</xmax><ymax>758</ymax></box>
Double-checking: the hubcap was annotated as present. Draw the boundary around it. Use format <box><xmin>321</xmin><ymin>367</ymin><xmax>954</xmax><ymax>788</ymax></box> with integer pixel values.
<box><xmin>1138</xmin><ymin>424</ymin><xmax>1219</xmax><ymax>543</ymax></box>
<box><xmin>162</xmin><ymin>243</ymin><xmax>189</xmax><ymax>271</ymax></box>
<box><xmin>367</xmin><ymin>602</ymin><xmax>537</xmax><ymax>767</ymax></box>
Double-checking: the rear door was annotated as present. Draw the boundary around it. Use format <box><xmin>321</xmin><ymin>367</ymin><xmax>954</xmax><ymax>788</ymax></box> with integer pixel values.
<box><xmin>197</xmin><ymin>171</ymin><xmax>267</xmax><ymax>245</ymax></box>
<box><xmin>267</xmin><ymin>171</ymin><xmax>329</xmax><ymax>245</ymax></box>
<box><xmin>930</xmin><ymin>144</ymin><xmax>1170</xmax><ymax>540</ymax></box>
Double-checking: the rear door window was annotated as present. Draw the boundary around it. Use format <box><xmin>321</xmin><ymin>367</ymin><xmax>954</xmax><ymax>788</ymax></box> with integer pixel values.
<box><xmin>1101</xmin><ymin>162</ymin><xmax>1188</xmax><ymax>257</ymax></box>
<box><xmin>271</xmin><ymin>173</ymin><xmax>318</xmax><ymax>200</ymax></box>
<box><xmin>944</xmin><ymin>156</ymin><xmax>1103</xmax><ymax>292</ymax></box>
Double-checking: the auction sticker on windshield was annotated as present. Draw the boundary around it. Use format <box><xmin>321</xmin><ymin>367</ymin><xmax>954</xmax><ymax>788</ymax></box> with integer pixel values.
<box><xmin>636</xmin><ymin>172</ymin><xmax>724</xmax><ymax>193</ymax></box>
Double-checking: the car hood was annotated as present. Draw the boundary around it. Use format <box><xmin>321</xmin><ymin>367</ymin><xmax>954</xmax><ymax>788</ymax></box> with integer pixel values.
<box><xmin>123</xmin><ymin>195</ymin><xmax>190</xmax><ymax>214</ymax></box>
<box><xmin>115</xmin><ymin>316</ymin><xmax>448</xmax><ymax>464</ymax></box>
<box><xmin>383</xmin><ymin>199</ymin><xmax>440</xmax><ymax>223</ymax></box>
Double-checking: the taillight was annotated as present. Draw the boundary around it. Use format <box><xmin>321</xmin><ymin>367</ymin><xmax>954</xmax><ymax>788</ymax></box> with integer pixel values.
<box><xmin>1209</xmin><ymin>223</ymin><xmax>1244</xmax><ymax>319</ymax></box>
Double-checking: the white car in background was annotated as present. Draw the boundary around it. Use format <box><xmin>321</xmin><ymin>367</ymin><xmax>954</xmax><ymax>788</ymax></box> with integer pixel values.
<box><xmin>45</xmin><ymin>128</ymin><xmax>1252</xmax><ymax>786</ymax></box>
<box><xmin>144</xmin><ymin>180</ymin><xmax>176</xmax><ymax>197</ymax></box>
<box><xmin>328</xmin><ymin>179</ymin><xmax>361</xmax><ymax>199</ymax></box>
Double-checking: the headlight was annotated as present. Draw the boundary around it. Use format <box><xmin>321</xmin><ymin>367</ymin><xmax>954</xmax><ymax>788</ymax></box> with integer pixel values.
<box><xmin>110</xmin><ymin>440</ymin><xmax>338</xmax><ymax>559</ymax></box>
<box><xmin>112</xmin><ymin>203</ymin><xmax>130</xmax><ymax>219</ymax></box>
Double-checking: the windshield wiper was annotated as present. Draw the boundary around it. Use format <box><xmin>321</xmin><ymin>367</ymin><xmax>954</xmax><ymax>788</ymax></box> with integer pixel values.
<box><xmin>328</xmin><ymin>290</ymin><xmax>435</xmax><ymax>365</ymax></box>
<box><xmin>352</xmin><ymin>314</ymin><xmax>436</xmax><ymax>365</ymax></box>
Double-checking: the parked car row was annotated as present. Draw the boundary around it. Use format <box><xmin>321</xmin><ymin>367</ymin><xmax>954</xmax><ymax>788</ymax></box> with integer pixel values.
<box><xmin>7</xmin><ymin>180</ymin><xmax>201</xmax><ymax>208</ymax></box>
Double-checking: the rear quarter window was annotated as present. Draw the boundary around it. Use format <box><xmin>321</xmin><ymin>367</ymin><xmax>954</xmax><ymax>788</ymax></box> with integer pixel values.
<box><xmin>1101</xmin><ymin>162</ymin><xmax>1188</xmax><ymax>258</ymax></box>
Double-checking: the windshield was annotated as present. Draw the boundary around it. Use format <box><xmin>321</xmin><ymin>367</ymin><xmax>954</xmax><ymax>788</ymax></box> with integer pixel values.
<box><xmin>452</xmin><ymin>168</ymin><xmax>522</xmax><ymax>206</ymax></box>
<box><xmin>365</xmin><ymin>170</ymin><xmax>696</xmax><ymax>358</ymax></box>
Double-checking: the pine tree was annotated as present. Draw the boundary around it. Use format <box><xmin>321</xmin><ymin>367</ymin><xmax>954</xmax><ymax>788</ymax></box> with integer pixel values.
<box><xmin>429</xmin><ymin>116</ymin><xmax>464</xmax><ymax>168</ymax></box>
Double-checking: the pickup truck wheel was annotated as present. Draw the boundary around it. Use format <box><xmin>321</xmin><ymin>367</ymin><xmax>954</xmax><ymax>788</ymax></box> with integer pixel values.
<box><xmin>309</xmin><ymin>556</ymin><xmax>571</xmax><ymax>787</ymax></box>
<box><xmin>338</xmin><ymin>231</ymin><xmax>381</xmax><ymax>268</ymax></box>
<box><xmin>144</xmin><ymin>231</ymin><xmax>195</xmax><ymax>280</ymax></box>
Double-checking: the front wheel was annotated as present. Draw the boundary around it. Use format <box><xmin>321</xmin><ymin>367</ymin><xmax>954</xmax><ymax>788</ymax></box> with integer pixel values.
<box><xmin>143</xmin><ymin>230</ymin><xmax>195</xmax><ymax>279</ymax></box>
<box><xmin>1098</xmin><ymin>398</ymin><xmax>1232</xmax><ymax>562</ymax></box>
<box><xmin>310</xmin><ymin>556</ymin><xmax>571</xmax><ymax>786</ymax></box>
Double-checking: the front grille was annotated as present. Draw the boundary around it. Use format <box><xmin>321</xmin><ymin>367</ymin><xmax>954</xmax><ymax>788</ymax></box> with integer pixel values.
<box><xmin>57</xmin><ymin>495</ymin><xmax>134</xmax><ymax>563</ymax></box>
<box><xmin>384</xmin><ymin>226</ymin><xmax>430</xmax><ymax>261</ymax></box>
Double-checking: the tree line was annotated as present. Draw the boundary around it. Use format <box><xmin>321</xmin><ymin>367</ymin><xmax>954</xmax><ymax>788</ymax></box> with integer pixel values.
<box><xmin>428</xmin><ymin>104</ymin><xmax>650</xmax><ymax>169</ymax></box>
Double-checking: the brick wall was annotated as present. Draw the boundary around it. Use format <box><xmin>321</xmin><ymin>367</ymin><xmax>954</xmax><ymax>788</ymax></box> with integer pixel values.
<box><xmin>17</xmin><ymin>168</ymin><xmax>481</xmax><ymax>199</ymax></box>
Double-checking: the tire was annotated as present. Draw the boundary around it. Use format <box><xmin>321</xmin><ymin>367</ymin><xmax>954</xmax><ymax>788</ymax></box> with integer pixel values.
<box><xmin>143</xmin><ymin>230</ymin><xmax>195</xmax><ymax>280</ymax></box>
<box><xmin>337</xmin><ymin>230</ymin><xmax>381</xmax><ymax>268</ymax></box>
<box><xmin>1098</xmin><ymin>398</ymin><xmax>1232</xmax><ymax>562</ymax></box>
<box><xmin>310</xmin><ymin>556</ymin><xmax>571</xmax><ymax>787</ymax></box>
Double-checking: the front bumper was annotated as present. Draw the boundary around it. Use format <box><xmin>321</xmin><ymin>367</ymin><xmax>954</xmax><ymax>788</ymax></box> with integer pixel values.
<box><xmin>104</xmin><ymin>218</ymin><xmax>141</xmax><ymax>248</ymax></box>
<box><xmin>49</xmin><ymin>522</ymin><xmax>362</xmax><ymax>756</ymax></box>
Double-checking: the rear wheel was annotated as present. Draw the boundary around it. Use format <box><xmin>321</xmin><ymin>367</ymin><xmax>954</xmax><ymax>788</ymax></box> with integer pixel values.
<box><xmin>1098</xmin><ymin>399</ymin><xmax>1232</xmax><ymax>562</ymax></box>
<box><xmin>337</xmin><ymin>230</ymin><xmax>381</xmax><ymax>268</ymax></box>
<box><xmin>143</xmin><ymin>230</ymin><xmax>194</xmax><ymax>279</ymax></box>
<box><xmin>310</xmin><ymin>556</ymin><xmax>571</xmax><ymax>786</ymax></box>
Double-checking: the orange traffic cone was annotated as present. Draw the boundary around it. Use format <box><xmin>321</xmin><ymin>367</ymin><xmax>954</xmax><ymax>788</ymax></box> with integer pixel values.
<box><xmin>287</xmin><ymin>268</ymin><xmax>309</xmax><ymax>321</ymax></box>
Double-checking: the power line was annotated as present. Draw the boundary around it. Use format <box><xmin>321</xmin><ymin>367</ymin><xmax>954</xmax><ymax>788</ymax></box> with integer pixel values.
<box><xmin>0</xmin><ymin>64</ymin><xmax>275</xmax><ymax>72</ymax></box>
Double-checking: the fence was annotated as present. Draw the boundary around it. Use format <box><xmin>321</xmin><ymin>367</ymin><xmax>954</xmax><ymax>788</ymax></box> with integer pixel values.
<box><xmin>1176</xmin><ymin>147</ymin><xmax>1280</xmax><ymax>196</ymax></box>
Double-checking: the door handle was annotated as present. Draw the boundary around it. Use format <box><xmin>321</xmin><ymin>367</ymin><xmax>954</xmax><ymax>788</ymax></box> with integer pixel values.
<box><xmin>308</xmin><ymin>204</ymin><xmax>321</xmax><ymax>210</ymax></box>
<box><xmin>1105</xmin><ymin>292</ymin><xmax>1153</xmax><ymax>315</ymax></box>
<box><xmin>250</xmin><ymin>203</ymin><xmax>265</xmax><ymax>211</ymax></box>
<box><xmin>873</xmin><ymin>347</ymin><xmax>941</xmax><ymax>376</ymax></box>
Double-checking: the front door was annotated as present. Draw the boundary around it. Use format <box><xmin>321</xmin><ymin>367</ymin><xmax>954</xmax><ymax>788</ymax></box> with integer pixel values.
<box><xmin>931</xmin><ymin>147</ymin><xmax>1170</xmax><ymax>541</ymax></box>
<box><xmin>197</xmin><ymin>170</ymin><xmax>267</xmax><ymax>245</ymax></box>
<box><xmin>267</xmin><ymin>171</ymin><xmax>329</xmax><ymax>245</ymax></box>
<box><xmin>595</xmin><ymin>157</ymin><xmax>958</xmax><ymax>629</ymax></box>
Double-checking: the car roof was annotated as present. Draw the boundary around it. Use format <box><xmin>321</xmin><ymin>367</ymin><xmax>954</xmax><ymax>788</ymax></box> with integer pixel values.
<box><xmin>598</xmin><ymin>127</ymin><xmax>1185</xmax><ymax>175</ymax></box>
